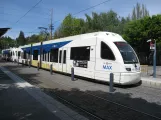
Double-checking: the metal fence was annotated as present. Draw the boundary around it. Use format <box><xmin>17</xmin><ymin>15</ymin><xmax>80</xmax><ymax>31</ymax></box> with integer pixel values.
<box><xmin>137</xmin><ymin>51</ymin><xmax>161</xmax><ymax>65</ymax></box>
<box><xmin>141</xmin><ymin>65</ymin><xmax>161</xmax><ymax>78</ymax></box>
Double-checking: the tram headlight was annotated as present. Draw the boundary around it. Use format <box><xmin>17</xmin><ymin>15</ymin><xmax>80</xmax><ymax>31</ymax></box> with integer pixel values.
<box><xmin>126</xmin><ymin>68</ymin><xmax>131</xmax><ymax>71</ymax></box>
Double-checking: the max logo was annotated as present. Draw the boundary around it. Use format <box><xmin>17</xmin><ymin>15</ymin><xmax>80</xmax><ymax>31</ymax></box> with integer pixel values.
<box><xmin>103</xmin><ymin>65</ymin><xmax>112</xmax><ymax>70</ymax></box>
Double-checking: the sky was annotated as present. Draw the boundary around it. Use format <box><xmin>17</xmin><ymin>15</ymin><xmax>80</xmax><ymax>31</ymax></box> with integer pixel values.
<box><xmin>1</xmin><ymin>0</ymin><xmax>161</xmax><ymax>39</ymax></box>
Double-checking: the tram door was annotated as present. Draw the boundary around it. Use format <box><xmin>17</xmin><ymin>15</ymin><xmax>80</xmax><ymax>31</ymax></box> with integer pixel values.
<box><xmin>58</xmin><ymin>48</ymin><xmax>67</xmax><ymax>72</ymax></box>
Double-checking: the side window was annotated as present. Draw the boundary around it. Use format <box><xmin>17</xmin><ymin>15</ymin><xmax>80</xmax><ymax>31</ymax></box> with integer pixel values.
<box><xmin>44</xmin><ymin>53</ymin><xmax>47</xmax><ymax>62</ymax></box>
<box><xmin>70</xmin><ymin>46</ymin><xmax>90</xmax><ymax>61</ymax></box>
<box><xmin>33</xmin><ymin>50</ymin><xmax>38</xmax><ymax>60</ymax></box>
<box><xmin>48</xmin><ymin>52</ymin><xmax>50</xmax><ymax>62</ymax></box>
<box><xmin>50</xmin><ymin>49</ymin><xmax>58</xmax><ymax>62</ymax></box>
<box><xmin>18</xmin><ymin>51</ymin><xmax>21</xmax><ymax>57</ymax></box>
<box><xmin>101</xmin><ymin>41</ymin><xmax>115</xmax><ymax>60</ymax></box>
<box><xmin>59</xmin><ymin>50</ymin><xmax>62</xmax><ymax>63</ymax></box>
<box><xmin>24</xmin><ymin>51</ymin><xmax>26</xmax><ymax>59</ymax></box>
<box><xmin>43</xmin><ymin>51</ymin><xmax>45</xmax><ymax>61</ymax></box>
<box><xmin>63</xmin><ymin>50</ymin><xmax>66</xmax><ymax>64</ymax></box>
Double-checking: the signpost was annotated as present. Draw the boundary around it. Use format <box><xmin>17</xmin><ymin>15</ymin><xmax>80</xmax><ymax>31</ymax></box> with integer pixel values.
<box><xmin>147</xmin><ymin>39</ymin><xmax>156</xmax><ymax>78</ymax></box>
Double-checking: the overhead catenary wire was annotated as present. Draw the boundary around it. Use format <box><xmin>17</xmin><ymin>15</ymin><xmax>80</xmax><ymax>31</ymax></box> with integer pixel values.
<box><xmin>0</xmin><ymin>7</ymin><xmax>51</xmax><ymax>17</ymax></box>
<box><xmin>73</xmin><ymin>0</ymin><xmax>111</xmax><ymax>16</ymax></box>
<box><xmin>9</xmin><ymin>0</ymin><xmax>113</xmax><ymax>37</ymax></box>
<box><xmin>14</xmin><ymin>0</ymin><xmax>43</xmax><ymax>25</ymax></box>
<box><xmin>28</xmin><ymin>0</ymin><xmax>113</xmax><ymax>36</ymax></box>
<box><xmin>53</xmin><ymin>0</ymin><xmax>112</xmax><ymax>24</ymax></box>
<box><xmin>0</xmin><ymin>12</ymin><xmax>50</xmax><ymax>20</ymax></box>
<box><xmin>0</xmin><ymin>5</ymin><xmax>51</xmax><ymax>15</ymax></box>
<box><xmin>5</xmin><ymin>0</ymin><xmax>43</xmax><ymax>35</ymax></box>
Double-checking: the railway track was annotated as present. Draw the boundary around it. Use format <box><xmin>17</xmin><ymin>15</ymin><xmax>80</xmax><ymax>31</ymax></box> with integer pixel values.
<box><xmin>41</xmin><ymin>75</ymin><xmax>161</xmax><ymax>120</ymax></box>
<box><xmin>3</xmin><ymin>64</ymin><xmax>161</xmax><ymax>120</ymax></box>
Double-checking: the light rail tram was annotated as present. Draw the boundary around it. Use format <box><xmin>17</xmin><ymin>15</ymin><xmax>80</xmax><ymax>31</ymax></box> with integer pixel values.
<box><xmin>2</xmin><ymin>32</ymin><xmax>141</xmax><ymax>85</ymax></box>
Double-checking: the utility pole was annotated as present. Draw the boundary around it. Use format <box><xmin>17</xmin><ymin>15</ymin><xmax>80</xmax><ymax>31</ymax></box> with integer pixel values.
<box><xmin>50</xmin><ymin>8</ymin><xmax>54</xmax><ymax>40</ymax></box>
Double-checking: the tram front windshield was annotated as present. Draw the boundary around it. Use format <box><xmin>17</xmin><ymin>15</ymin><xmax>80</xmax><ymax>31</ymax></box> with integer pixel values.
<box><xmin>114</xmin><ymin>42</ymin><xmax>138</xmax><ymax>64</ymax></box>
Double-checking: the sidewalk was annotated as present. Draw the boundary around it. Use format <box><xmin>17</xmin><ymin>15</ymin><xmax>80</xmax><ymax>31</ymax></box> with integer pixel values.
<box><xmin>141</xmin><ymin>65</ymin><xmax>161</xmax><ymax>88</ymax></box>
<box><xmin>141</xmin><ymin>76</ymin><xmax>161</xmax><ymax>88</ymax></box>
<box><xmin>0</xmin><ymin>66</ymin><xmax>88</xmax><ymax>120</ymax></box>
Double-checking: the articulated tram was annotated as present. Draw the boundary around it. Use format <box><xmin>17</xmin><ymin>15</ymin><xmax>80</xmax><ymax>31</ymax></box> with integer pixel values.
<box><xmin>2</xmin><ymin>32</ymin><xmax>141</xmax><ymax>85</ymax></box>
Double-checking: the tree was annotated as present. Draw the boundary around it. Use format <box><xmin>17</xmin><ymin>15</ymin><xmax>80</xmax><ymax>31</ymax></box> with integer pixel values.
<box><xmin>53</xmin><ymin>14</ymin><xmax>87</xmax><ymax>38</ymax></box>
<box><xmin>16</xmin><ymin>31</ymin><xmax>26</xmax><ymax>46</ymax></box>
<box><xmin>53</xmin><ymin>10</ymin><xmax>128</xmax><ymax>38</ymax></box>
<box><xmin>26</xmin><ymin>34</ymin><xmax>40</xmax><ymax>44</ymax></box>
<box><xmin>0</xmin><ymin>36</ymin><xmax>15</xmax><ymax>49</ymax></box>
<box><xmin>131</xmin><ymin>3</ymin><xmax>149</xmax><ymax>20</ymax></box>
<box><xmin>53</xmin><ymin>3</ymin><xmax>150</xmax><ymax>39</ymax></box>
<box><xmin>123</xmin><ymin>15</ymin><xmax>161</xmax><ymax>53</ymax></box>
<box><xmin>61</xmin><ymin>14</ymin><xmax>74</xmax><ymax>37</ymax></box>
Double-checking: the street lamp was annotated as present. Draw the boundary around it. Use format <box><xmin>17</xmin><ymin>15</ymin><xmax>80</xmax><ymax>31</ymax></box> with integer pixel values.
<box><xmin>38</xmin><ymin>27</ymin><xmax>48</xmax><ymax>41</ymax></box>
<box><xmin>147</xmin><ymin>39</ymin><xmax>156</xmax><ymax>78</ymax></box>
<box><xmin>38</xmin><ymin>27</ymin><xmax>48</xmax><ymax>69</ymax></box>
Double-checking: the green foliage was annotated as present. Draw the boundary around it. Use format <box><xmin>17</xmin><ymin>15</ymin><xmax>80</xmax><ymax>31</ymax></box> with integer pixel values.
<box><xmin>16</xmin><ymin>31</ymin><xmax>26</xmax><ymax>46</ymax></box>
<box><xmin>131</xmin><ymin>2</ymin><xmax>149</xmax><ymax>20</ymax></box>
<box><xmin>123</xmin><ymin>15</ymin><xmax>161</xmax><ymax>53</ymax></box>
<box><xmin>54</xmin><ymin>10</ymin><xmax>129</xmax><ymax>38</ymax></box>
<box><xmin>54</xmin><ymin>14</ymin><xmax>86</xmax><ymax>38</ymax></box>
<box><xmin>0</xmin><ymin>36</ymin><xmax>15</xmax><ymax>49</ymax></box>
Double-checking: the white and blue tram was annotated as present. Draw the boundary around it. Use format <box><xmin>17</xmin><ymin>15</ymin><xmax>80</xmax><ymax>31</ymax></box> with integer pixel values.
<box><xmin>2</xmin><ymin>32</ymin><xmax>141</xmax><ymax>85</ymax></box>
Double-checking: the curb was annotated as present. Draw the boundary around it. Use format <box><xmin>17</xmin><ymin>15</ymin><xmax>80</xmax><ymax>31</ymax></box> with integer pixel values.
<box><xmin>141</xmin><ymin>78</ymin><xmax>161</xmax><ymax>88</ymax></box>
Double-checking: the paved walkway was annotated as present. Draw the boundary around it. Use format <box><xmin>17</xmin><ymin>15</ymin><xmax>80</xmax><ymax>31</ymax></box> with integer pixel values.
<box><xmin>0</xmin><ymin>65</ymin><xmax>88</xmax><ymax>120</ymax></box>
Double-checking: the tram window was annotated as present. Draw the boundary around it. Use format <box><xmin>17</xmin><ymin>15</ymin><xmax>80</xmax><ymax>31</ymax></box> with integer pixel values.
<box><xmin>11</xmin><ymin>52</ymin><xmax>12</xmax><ymax>56</ymax></box>
<box><xmin>59</xmin><ymin>50</ymin><xmax>62</xmax><ymax>63</ymax></box>
<box><xmin>48</xmin><ymin>52</ymin><xmax>50</xmax><ymax>62</ymax></box>
<box><xmin>63</xmin><ymin>50</ymin><xmax>66</xmax><ymax>64</ymax></box>
<box><xmin>70</xmin><ymin>46</ymin><xmax>90</xmax><ymax>61</ymax></box>
<box><xmin>50</xmin><ymin>49</ymin><xmax>58</xmax><ymax>62</ymax></box>
<box><xmin>24</xmin><ymin>51</ymin><xmax>26</xmax><ymax>59</ymax></box>
<box><xmin>43</xmin><ymin>52</ymin><xmax>45</xmax><ymax>61</ymax></box>
<box><xmin>18</xmin><ymin>51</ymin><xmax>21</xmax><ymax>57</ymax></box>
<box><xmin>101</xmin><ymin>41</ymin><xmax>115</xmax><ymax>60</ymax></box>
<box><xmin>42</xmin><ymin>50</ymin><xmax>45</xmax><ymax>61</ymax></box>
<box><xmin>45</xmin><ymin>53</ymin><xmax>47</xmax><ymax>61</ymax></box>
<box><xmin>33</xmin><ymin>50</ymin><xmax>38</xmax><ymax>60</ymax></box>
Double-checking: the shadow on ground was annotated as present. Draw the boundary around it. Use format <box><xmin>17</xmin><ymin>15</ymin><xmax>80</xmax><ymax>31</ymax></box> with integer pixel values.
<box><xmin>2</xmin><ymin>62</ymin><xmax>161</xmax><ymax>120</ymax></box>
<box><xmin>5</xmin><ymin>64</ymin><xmax>42</xmax><ymax>85</ymax></box>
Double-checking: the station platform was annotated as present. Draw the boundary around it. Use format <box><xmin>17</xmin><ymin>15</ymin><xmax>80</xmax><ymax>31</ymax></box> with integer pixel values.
<box><xmin>1</xmin><ymin>61</ymin><xmax>161</xmax><ymax>120</ymax></box>
<box><xmin>141</xmin><ymin>76</ymin><xmax>161</xmax><ymax>88</ymax></box>
<box><xmin>0</xmin><ymin>66</ymin><xmax>88</xmax><ymax>120</ymax></box>
<box><xmin>141</xmin><ymin>65</ymin><xmax>161</xmax><ymax>88</ymax></box>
